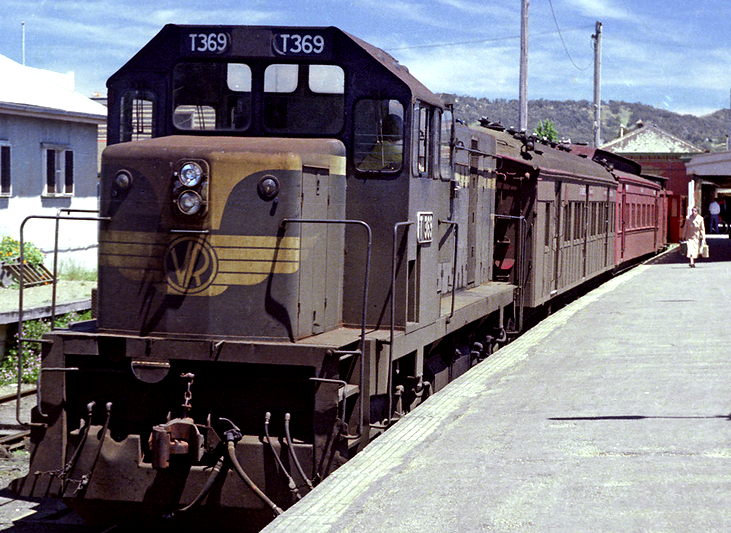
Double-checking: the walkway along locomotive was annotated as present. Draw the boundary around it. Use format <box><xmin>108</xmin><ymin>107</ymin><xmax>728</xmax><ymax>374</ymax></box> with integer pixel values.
<box><xmin>12</xmin><ymin>25</ymin><xmax>665</xmax><ymax>529</ymax></box>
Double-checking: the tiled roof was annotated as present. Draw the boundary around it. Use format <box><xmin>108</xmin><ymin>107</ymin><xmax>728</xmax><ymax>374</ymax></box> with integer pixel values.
<box><xmin>601</xmin><ymin>123</ymin><xmax>703</xmax><ymax>154</ymax></box>
<box><xmin>0</xmin><ymin>54</ymin><xmax>106</xmax><ymax>122</ymax></box>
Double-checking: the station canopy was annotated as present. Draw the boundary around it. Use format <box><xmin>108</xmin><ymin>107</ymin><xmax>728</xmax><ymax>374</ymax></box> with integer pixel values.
<box><xmin>686</xmin><ymin>151</ymin><xmax>731</xmax><ymax>189</ymax></box>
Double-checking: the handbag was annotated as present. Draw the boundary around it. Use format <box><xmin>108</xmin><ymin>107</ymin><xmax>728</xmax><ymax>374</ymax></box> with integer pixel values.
<box><xmin>701</xmin><ymin>241</ymin><xmax>709</xmax><ymax>258</ymax></box>
<box><xmin>679</xmin><ymin>241</ymin><xmax>687</xmax><ymax>256</ymax></box>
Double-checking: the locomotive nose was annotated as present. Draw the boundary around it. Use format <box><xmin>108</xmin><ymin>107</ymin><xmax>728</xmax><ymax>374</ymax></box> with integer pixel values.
<box><xmin>98</xmin><ymin>136</ymin><xmax>346</xmax><ymax>340</ymax></box>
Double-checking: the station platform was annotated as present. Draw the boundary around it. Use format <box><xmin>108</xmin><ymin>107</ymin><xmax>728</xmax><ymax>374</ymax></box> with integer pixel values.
<box><xmin>262</xmin><ymin>234</ymin><xmax>731</xmax><ymax>532</ymax></box>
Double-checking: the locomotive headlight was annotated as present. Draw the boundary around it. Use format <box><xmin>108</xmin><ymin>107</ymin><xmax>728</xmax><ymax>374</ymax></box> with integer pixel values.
<box><xmin>179</xmin><ymin>162</ymin><xmax>204</xmax><ymax>187</ymax></box>
<box><xmin>177</xmin><ymin>190</ymin><xmax>203</xmax><ymax>215</ymax></box>
<box><xmin>258</xmin><ymin>175</ymin><xmax>280</xmax><ymax>200</ymax></box>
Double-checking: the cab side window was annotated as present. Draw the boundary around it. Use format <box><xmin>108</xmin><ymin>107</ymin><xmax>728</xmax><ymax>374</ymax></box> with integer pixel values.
<box><xmin>354</xmin><ymin>99</ymin><xmax>404</xmax><ymax>173</ymax></box>
<box><xmin>439</xmin><ymin>108</ymin><xmax>454</xmax><ymax>181</ymax></box>
<box><xmin>120</xmin><ymin>90</ymin><xmax>157</xmax><ymax>142</ymax></box>
<box><xmin>413</xmin><ymin>101</ymin><xmax>438</xmax><ymax>178</ymax></box>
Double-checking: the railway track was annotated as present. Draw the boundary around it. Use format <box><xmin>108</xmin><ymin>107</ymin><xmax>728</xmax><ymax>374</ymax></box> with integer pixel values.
<box><xmin>0</xmin><ymin>387</ymin><xmax>35</xmax><ymax>457</ymax></box>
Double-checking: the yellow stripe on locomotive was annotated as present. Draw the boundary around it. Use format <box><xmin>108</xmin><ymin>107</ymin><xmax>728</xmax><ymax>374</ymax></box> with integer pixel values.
<box><xmin>99</xmin><ymin>231</ymin><xmax>302</xmax><ymax>295</ymax></box>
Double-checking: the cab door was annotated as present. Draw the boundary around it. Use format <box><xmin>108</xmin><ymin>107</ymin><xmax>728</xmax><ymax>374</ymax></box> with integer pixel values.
<box><xmin>298</xmin><ymin>167</ymin><xmax>330</xmax><ymax>337</ymax></box>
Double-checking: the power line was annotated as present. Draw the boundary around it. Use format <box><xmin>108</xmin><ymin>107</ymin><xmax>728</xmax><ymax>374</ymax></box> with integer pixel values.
<box><xmin>385</xmin><ymin>26</ymin><xmax>593</xmax><ymax>52</ymax></box>
<box><xmin>548</xmin><ymin>0</ymin><xmax>592</xmax><ymax>71</ymax></box>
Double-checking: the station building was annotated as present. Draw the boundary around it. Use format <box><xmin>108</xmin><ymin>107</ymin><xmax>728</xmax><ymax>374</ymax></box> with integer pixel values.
<box><xmin>0</xmin><ymin>54</ymin><xmax>106</xmax><ymax>272</ymax></box>
<box><xmin>601</xmin><ymin>121</ymin><xmax>704</xmax><ymax>242</ymax></box>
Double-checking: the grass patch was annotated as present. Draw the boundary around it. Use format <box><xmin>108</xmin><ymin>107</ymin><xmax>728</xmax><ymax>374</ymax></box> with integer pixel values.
<box><xmin>57</xmin><ymin>259</ymin><xmax>97</xmax><ymax>282</ymax></box>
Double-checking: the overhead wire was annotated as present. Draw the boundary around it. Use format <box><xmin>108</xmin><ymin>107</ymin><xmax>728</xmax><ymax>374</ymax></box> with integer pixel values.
<box><xmin>385</xmin><ymin>26</ymin><xmax>593</xmax><ymax>52</ymax></box>
<box><xmin>547</xmin><ymin>0</ymin><xmax>592</xmax><ymax>71</ymax></box>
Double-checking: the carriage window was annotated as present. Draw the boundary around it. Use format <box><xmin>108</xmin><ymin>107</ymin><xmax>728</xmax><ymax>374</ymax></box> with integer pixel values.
<box><xmin>354</xmin><ymin>99</ymin><xmax>404</xmax><ymax>173</ymax></box>
<box><xmin>263</xmin><ymin>64</ymin><xmax>344</xmax><ymax>134</ymax></box>
<box><xmin>173</xmin><ymin>63</ymin><xmax>251</xmax><ymax>131</ymax></box>
<box><xmin>120</xmin><ymin>90</ymin><xmax>156</xmax><ymax>142</ymax></box>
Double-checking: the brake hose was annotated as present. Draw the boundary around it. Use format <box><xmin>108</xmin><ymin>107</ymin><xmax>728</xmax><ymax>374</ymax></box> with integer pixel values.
<box><xmin>284</xmin><ymin>413</ymin><xmax>313</xmax><ymax>490</ymax></box>
<box><xmin>226</xmin><ymin>441</ymin><xmax>283</xmax><ymax>516</ymax></box>
<box><xmin>264</xmin><ymin>412</ymin><xmax>301</xmax><ymax>499</ymax></box>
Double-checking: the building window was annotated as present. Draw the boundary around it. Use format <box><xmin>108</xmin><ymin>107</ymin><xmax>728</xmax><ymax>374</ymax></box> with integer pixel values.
<box><xmin>0</xmin><ymin>143</ymin><xmax>10</xmax><ymax>196</ymax></box>
<box><xmin>43</xmin><ymin>145</ymin><xmax>74</xmax><ymax>196</ymax></box>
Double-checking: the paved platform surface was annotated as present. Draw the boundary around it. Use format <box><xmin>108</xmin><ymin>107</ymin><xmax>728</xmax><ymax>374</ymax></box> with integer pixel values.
<box><xmin>263</xmin><ymin>234</ymin><xmax>731</xmax><ymax>533</ymax></box>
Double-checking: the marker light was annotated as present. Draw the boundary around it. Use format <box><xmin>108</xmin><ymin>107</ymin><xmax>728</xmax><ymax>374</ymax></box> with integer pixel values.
<box><xmin>114</xmin><ymin>170</ymin><xmax>132</xmax><ymax>190</ymax></box>
<box><xmin>258</xmin><ymin>175</ymin><xmax>280</xmax><ymax>200</ymax></box>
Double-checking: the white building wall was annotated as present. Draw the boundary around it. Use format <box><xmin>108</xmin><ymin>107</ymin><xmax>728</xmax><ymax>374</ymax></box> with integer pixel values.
<box><xmin>0</xmin><ymin>114</ymin><xmax>101</xmax><ymax>271</ymax></box>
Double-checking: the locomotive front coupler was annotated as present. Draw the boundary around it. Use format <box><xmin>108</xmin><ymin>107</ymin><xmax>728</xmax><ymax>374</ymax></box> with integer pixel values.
<box><xmin>148</xmin><ymin>373</ymin><xmax>221</xmax><ymax>469</ymax></box>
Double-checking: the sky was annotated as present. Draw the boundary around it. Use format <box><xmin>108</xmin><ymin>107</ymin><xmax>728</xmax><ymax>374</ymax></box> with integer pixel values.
<box><xmin>0</xmin><ymin>0</ymin><xmax>729</xmax><ymax>117</ymax></box>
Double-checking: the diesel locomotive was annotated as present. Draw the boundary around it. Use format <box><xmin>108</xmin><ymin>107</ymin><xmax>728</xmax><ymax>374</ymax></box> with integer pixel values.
<box><xmin>12</xmin><ymin>24</ymin><xmax>665</xmax><ymax>529</ymax></box>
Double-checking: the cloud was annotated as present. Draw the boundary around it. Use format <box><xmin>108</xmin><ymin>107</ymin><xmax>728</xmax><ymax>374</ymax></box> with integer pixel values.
<box><xmin>396</xmin><ymin>43</ymin><xmax>520</xmax><ymax>99</ymax></box>
<box><xmin>563</xmin><ymin>0</ymin><xmax>633</xmax><ymax>21</ymax></box>
<box><xmin>433</xmin><ymin>0</ymin><xmax>515</xmax><ymax>17</ymax></box>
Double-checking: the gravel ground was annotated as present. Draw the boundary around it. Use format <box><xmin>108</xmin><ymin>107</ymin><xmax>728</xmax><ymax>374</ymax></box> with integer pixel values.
<box><xmin>0</xmin><ymin>384</ymin><xmax>34</xmax><ymax>490</ymax></box>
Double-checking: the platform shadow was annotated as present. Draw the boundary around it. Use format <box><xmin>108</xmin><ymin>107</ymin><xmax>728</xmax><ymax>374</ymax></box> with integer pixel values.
<box><xmin>549</xmin><ymin>414</ymin><xmax>731</xmax><ymax>421</ymax></box>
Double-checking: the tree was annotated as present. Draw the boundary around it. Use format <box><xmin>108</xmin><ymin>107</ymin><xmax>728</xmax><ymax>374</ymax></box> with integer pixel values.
<box><xmin>534</xmin><ymin>119</ymin><xmax>559</xmax><ymax>142</ymax></box>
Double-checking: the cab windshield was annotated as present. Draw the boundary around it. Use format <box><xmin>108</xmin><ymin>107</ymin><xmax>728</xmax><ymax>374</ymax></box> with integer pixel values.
<box><xmin>172</xmin><ymin>62</ymin><xmax>345</xmax><ymax>135</ymax></box>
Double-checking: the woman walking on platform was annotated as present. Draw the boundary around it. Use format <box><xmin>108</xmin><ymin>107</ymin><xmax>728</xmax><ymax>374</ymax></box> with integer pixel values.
<box><xmin>682</xmin><ymin>205</ymin><xmax>706</xmax><ymax>267</ymax></box>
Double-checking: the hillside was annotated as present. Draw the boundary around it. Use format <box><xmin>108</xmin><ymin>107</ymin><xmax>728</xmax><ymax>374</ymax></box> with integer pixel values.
<box><xmin>443</xmin><ymin>95</ymin><xmax>730</xmax><ymax>152</ymax></box>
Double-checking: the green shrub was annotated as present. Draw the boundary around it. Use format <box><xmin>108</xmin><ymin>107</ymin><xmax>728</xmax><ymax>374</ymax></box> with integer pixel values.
<box><xmin>0</xmin><ymin>310</ymin><xmax>92</xmax><ymax>385</ymax></box>
<box><xmin>58</xmin><ymin>259</ymin><xmax>97</xmax><ymax>282</ymax></box>
<box><xmin>0</xmin><ymin>235</ymin><xmax>45</xmax><ymax>265</ymax></box>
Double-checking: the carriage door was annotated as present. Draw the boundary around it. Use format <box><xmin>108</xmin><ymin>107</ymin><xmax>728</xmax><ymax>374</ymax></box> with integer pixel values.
<box><xmin>551</xmin><ymin>180</ymin><xmax>564</xmax><ymax>294</ymax></box>
<box><xmin>467</xmin><ymin>139</ymin><xmax>479</xmax><ymax>286</ymax></box>
<box><xmin>298</xmin><ymin>167</ymin><xmax>330</xmax><ymax>337</ymax></box>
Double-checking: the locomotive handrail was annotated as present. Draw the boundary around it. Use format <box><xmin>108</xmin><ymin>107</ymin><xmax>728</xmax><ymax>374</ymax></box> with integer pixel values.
<box><xmin>52</xmin><ymin>209</ymin><xmax>101</xmax><ymax>329</ymax></box>
<box><xmin>34</xmin><ymin>367</ymin><xmax>81</xmax><ymax>420</ymax></box>
<box><xmin>17</xmin><ymin>213</ymin><xmax>110</xmax><ymax>427</ymax></box>
<box><xmin>170</xmin><ymin>229</ymin><xmax>210</xmax><ymax>234</ymax></box>
<box><xmin>383</xmin><ymin>220</ymin><xmax>413</xmax><ymax>428</ymax></box>
<box><xmin>309</xmin><ymin>377</ymin><xmax>349</xmax><ymax>424</ymax></box>
<box><xmin>280</xmin><ymin>218</ymin><xmax>371</xmax><ymax>439</ymax></box>
<box><xmin>438</xmin><ymin>219</ymin><xmax>459</xmax><ymax>322</ymax></box>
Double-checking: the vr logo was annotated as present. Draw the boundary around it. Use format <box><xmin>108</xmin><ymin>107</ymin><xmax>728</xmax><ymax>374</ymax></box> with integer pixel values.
<box><xmin>165</xmin><ymin>236</ymin><xmax>218</xmax><ymax>294</ymax></box>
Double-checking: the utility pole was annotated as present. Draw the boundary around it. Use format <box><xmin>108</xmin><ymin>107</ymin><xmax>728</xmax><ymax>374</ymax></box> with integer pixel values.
<box><xmin>519</xmin><ymin>0</ymin><xmax>529</xmax><ymax>132</ymax></box>
<box><xmin>592</xmin><ymin>21</ymin><xmax>602</xmax><ymax>148</ymax></box>
<box><xmin>21</xmin><ymin>21</ymin><xmax>26</xmax><ymax>65</ymax></box>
